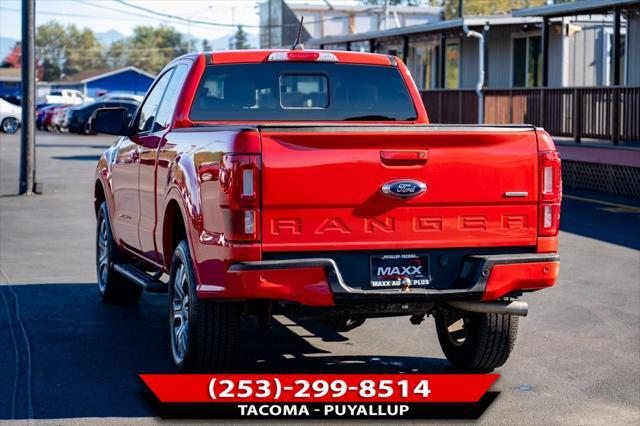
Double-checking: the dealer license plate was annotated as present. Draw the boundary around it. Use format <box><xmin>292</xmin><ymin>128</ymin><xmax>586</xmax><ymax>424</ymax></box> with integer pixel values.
<box><xmin>369</xmin><ymin>253</ymin><xmax>431</xmax><ymax>288</ymax></box>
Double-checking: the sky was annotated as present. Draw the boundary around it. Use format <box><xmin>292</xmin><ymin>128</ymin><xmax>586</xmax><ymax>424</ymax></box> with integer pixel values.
<box><xmin>0</xmin><ymin>0</ymin><xmax>362</xmax><ymax>41</ymax></box>
<box><xmin>1</xmin><ymin>0</ymin><xmax>262</xmax><ymax>41</ymax></box>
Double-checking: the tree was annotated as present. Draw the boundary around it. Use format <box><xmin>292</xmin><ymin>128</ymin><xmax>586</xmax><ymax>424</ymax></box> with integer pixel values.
<box><xmin>107</xmin><ymin>25</ymin><xmax>188</xmax><ymax>74</ymax></box>
<box><xmin>360</xmin><ymin>0</ymin><xmax>427</xmax><ymax>5</ymax></box>
<box><xmin>36</xmin><ymin>21</ymin><xmax>68</xmax><ymax>80</ymax></box>
<box><xmin>35</xmin><ymin>21</ymin><xmax>105</xmax><ymax>81</ymax></box>
<box><xmin>202</xmin><ymin>38</ymin><xmax>212</xmax><ymax>51</ymax></box>
<box><xmin>230</xmin><ymin>25</ymin><xmax>251</xmax><ymax>50</ymax></box>
<box><xmin>1</xmin><ymin>42</ymin><xmax>21</xmax><ymax>68</ymax></box>
<box><xmin>40</xmin><ymin>58</ymin><xmax>61</xmax><ymax>82</ymax></box>
<box><xmin>63</xmin><ymin>25</ymin><xmax>104</xmax><ymax>76</ymax></box>
<box><xmin>441</xmin><ymin>0</ymin><xmax>546</xmax><ymax>19</ymax></box>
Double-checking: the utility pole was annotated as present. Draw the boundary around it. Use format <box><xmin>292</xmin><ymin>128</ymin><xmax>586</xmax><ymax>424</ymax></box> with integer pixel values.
<box><xmin>267</xmin><ymin>0</ymin><xmax>272</xmax><ymax>49</ymax></box>
<box><xmin>384</xmin><ymin>0</ymin><xmax>389</xmax><ymax>31</ymax></box>
<box><xmin>20</xmin><ymin>0</ymin><xmax>37</xmax><ymax>195</ymax></box>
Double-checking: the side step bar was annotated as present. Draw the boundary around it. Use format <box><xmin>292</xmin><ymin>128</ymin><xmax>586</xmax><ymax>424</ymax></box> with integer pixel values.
<box><xmin>113</xmin><ymin>263</ymin><xmax>167</xmax><ymax>293</ymax></box>
<box><xmin>447</xmin><ymin>300</ymin><xmax>528</xmax><ymax>316</ymax></box>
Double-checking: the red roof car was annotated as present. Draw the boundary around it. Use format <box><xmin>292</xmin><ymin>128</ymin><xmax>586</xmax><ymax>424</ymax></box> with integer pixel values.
<box><xmin>92</xmin><ymin>50</ymin><xmax>561</xmax><ymax>372</ymax></box>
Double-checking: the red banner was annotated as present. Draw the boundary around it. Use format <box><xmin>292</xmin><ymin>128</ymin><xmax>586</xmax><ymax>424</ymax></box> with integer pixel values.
<box><xmin>140</xmin><ymin>374</ymin><xmax>498</xmax><ymax>404</ymax></box>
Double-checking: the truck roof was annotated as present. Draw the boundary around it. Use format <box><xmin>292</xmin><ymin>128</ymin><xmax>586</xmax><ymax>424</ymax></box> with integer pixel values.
<box><xmin>187</xmin><ymin>50</ymin><xmax>397</xmax><ymax>66</ymax></box>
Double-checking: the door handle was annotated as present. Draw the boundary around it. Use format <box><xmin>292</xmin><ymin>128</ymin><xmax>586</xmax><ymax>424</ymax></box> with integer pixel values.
<box><xmin>380</xmin><ymin>150</ymin><xmax>428</xmax><ymax>164</ymax></box>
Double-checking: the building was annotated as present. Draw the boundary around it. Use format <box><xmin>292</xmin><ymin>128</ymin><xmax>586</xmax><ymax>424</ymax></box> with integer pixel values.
<box><xmin>259</xmin><ymin>0</ymin><xmax>442</xmax><ymax>49</ymax></box>
<box><xmin>42</xmin><ymin>66</ymin><xmax>155</xmax><ymax>99</ymax></box>
<box><xmin>310</xmin><ymin>0</ymin><xmax>640</xmax><ymax>198</ymax></box>
<box><xmin>0</xmin><ymin>68</ymin><xmax>22</xmax><ymax>97</ymax></box>
<box><xmin>311</xmin><ymin>13</ymin><xmax>635</xmax><ymax>91</ymax></box>
<box><xmin>514</xmin><ymin>0</ymin><xmax>639</xmax><ymax>86</ymax></box>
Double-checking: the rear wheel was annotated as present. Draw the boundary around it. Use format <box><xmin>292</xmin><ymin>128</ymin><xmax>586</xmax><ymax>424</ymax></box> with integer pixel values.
<box><xmin>1</xmin><ymin>117</ymin><xmax>19</xmax><ymax>134</ymax></box>
<box><xmin>83</xmin><ymin>121</ymin><xmax>94</xmax><ymax>135</ymax></box>
<box><xmin>435</xmin><ymin>308</ymin><xmax>518</xmax><ymax>371</ymax></box>
<box><xmin>169</xmin><ymin>240</ymin><xmax>239</xmax><ymax>372</ymax></box>
<box><xmin>96</xmin><ymin>202</ymin><xmax>143</xmax><ymax>304</ymax></box>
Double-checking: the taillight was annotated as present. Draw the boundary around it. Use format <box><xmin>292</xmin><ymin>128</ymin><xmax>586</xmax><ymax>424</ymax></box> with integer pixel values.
<box><xmin>220</xmin><ymin>154</ymin><xmax>261</xmax><ymax>242</ymax></box>
<box><xmin>538</xmin><ymin>151</ymin><xmax>562</xmax><ymax>236</ymax></box>
<box><xmin>267</xmin><ymin>51</ymin><xmax>339</xmax><ymax>62</ymax></box>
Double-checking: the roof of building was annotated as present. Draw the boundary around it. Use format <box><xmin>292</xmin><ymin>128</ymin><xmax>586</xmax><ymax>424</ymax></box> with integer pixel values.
<box><xmin>309</xmin><ymin>15</ymin><xmax>542</xmax><ymax>46</ymax></box>
<box><xmin>287</xmin><ymin>2</ymin><xmax>442</xmax><ymax>15</ymax></box>
<box><xmin>49</xmin><ymin>66</ymin><xmax>155</xmax><ymax>84</ymax></box>
<box><xmin>0</xmin><ymin>67</ymin><xmax>22</xmax><ymax>82</ymax></box>
<box><xmin>513</xmin><ymin>0</ymin><xmax>640</xmax><ymax>18</ymax></box>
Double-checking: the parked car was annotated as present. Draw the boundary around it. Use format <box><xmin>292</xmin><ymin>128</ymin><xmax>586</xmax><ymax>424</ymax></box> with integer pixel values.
<box><xmin>96</xmin><ymin>93</ymin><xmax>144</xmax><ymax>103</ymax></box>
<box><xmin>0</xmin><ymin>98</ymin><xmax>21</xmax><ymax>134</ymax></box>
<box><xmin>65</xmin><ymin>100</ymin><xmax>138</xmax><ymax>134</ymax></box>
<box><xmin>36</xmin><ymin>104</ymin><xmax>58</xmax><ymax>130</ymax></box>
<box><xmin>41</xmin><ymin>89</ymin><xmax>93</xmax><ymax>105</ymax></box>
<box><xmin>2</xmin><ymin>95</ymin><xmax>22</xmax><ymax>107</ymax></box>
<box><xmin>91</xmin><ymin>49</ymin><xmax>561</xmax><ymax>372</ymax></box>
<box><xmin>42</xmin><ymin>104</ymin><xmax>72</xmax><ymax>132</ymax></box>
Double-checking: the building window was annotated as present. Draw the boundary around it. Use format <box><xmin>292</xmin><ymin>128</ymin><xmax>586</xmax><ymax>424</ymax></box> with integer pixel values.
<box><xmin>378</xmin><ymin>40</ymin><xmax>404</xmax><ymax>59</ymax></box>
<box><xmin>323</xmin><ymin>43</ymin><xmax>348</xmax><ymax>51</ymax></box>
<box><xmin>351</xmin><ymin>40</ymin><xmax>370</xmax><ymax>52</ymax></box>
<box><xmin>512</xmin><ymin>35</ymin><xmax>542</xmax><ymax>87</ymax></box>
<box><xmin>407</xmin><ymin>42</ymin><xmax>439</xmax><ymax>90</ymax></box>
<box><xmin>445</xmin><ymin>41</ymin><xmax>459</xmax><ymax>89</ymax></box>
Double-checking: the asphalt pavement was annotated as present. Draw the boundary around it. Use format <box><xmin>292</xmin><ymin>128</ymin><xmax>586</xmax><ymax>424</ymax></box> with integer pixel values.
<box><xmin>0</xmin><ymin>131</ymin><xmax>639</xmax><ymax>425</ymax></box>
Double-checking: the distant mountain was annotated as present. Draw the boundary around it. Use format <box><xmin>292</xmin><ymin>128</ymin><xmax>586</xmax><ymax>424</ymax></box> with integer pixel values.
<box><xmin>92</xmin><ymin>30</ymin><xmax>259</xmax><ymax>51</ymax></box>
<box><xmin>204</xmin><ymin>32</ymin><xmax>259</xmax><ymax>51</ymax></box>
<box><xmin>0</xmin><ymin>36</ymin><xmax>17</xmax><ymax>62</ymax></box>
<box><xmin>96</xmin><ymin>30</ymin><xmax>125</xmax><ymax>46</ymax></box>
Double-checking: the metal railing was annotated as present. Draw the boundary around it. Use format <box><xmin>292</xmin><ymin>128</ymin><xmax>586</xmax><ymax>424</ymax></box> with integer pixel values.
<box><xmin>420</xmin><ymin>87</ymin><xmax>640</xmax><ymax>144</ymax></box>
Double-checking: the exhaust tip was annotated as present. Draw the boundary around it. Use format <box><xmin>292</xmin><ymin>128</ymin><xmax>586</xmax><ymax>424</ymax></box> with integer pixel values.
<box><xmin>447</xmin><ymin>300</ymin><xmax>528</xmax><ymax>317</ymax></box>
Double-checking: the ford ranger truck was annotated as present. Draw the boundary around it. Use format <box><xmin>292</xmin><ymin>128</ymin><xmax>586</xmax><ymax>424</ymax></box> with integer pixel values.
<box><xmin>91</xmin><ymin>49</ymin><xmax>561</xmax><ymax>372</ymax></box>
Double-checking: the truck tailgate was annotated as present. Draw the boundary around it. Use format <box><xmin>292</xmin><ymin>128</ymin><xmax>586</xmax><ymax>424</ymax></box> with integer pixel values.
<box><xmin>259</xmin><ymin>125</ymin><xmax>539</xmax><ymax>252</ymax></box>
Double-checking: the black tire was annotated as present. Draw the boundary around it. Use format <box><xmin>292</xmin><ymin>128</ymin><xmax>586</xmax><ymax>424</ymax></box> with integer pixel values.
<box><xmin>435</xmin><ymin>309</ymin><xmax>518</xmax><ymax>371</ymax></box>
<box><xmin>1</xmin><ymin>117</ymin><xmax>19</xmax><ymax>134</ymax></box>
<box><xmin>83</xmin><ymin>121</ymin><xmax>94</xmax><ymax>135</ymax></box>
<box><xmin>96</xmin><ymin>202</ymin><xmax>143</xmax><ymax>304</ymax></box>
<box><xmin>169</xmin><ymin>240</ymin><xmax>239</xmax><ymax>372</ymax></box>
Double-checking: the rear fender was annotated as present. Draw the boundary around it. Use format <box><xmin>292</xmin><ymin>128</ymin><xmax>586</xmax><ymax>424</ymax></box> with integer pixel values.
<box><xmin>159</xmin><ymin>154</ymin><xmax>202</xmax><ymax>276</ymax></box>
<box><xmin>94</xmin><ymin>146</ymin><xmax>118</xmax><ymax>237</ymax></box>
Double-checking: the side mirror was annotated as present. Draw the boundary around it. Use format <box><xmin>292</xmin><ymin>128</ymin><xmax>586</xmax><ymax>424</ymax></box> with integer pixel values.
<box><xmin>90</xmin><ymin>107</ymin><xmax>130</xmax><ymax>136</ymax></box>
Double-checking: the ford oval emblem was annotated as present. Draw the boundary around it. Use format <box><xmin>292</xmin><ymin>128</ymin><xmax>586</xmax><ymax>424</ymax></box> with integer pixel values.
<box><xmin>381</xmin><ymin>180</ymin><xmax>427</xmax><ymax>199</ymax></box>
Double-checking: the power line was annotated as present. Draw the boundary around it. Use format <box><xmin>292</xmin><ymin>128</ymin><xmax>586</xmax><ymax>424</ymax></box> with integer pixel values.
<box><xmin>114</xmin><ymin>0</ymin><xmax>254</xmax><ymax>28</ymax></box>
<box><xmin>113</xmin><ymin>0</ymin><xmax>378</xmax><ymax>30</ymax></box>
<box><xmin>0</xmin><ymin>6</ymin><xmax>159</xmax><ymax>23</ymax></box>
<box><xmin>78</xmin><ymin>0</ymin><xmax>179</xmax><ymax>23</ymax></box>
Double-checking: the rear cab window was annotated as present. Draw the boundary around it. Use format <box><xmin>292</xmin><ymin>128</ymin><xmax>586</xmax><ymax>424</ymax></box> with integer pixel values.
<box><xmin>190</xmin><ymin>62</ymin><xmax>417</xmax><ymax>121</ymax></box>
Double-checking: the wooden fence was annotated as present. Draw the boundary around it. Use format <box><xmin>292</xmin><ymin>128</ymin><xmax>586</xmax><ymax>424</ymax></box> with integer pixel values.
<box><xmin>420</xmin><ymin>87</ymin><xmax>640</xmax><ymax>144</ymax></box>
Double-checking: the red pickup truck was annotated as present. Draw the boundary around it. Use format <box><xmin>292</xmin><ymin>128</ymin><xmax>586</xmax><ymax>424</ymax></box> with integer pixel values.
<box><xmin>92</xmin><ymin>49</ymin><xmax>561</xmax><ymax>372</ymax></box>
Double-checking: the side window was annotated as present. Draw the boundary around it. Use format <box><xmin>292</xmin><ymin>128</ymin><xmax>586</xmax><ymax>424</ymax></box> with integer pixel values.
<box><xmin>155</xmin><ymin>64</ymin><xmax>189</xmax><ymax>129</ymax></box>
<box><xmin>137</xmin><ymin>69</ymin><xmax>174</xmax><ymax>133</ymax></box>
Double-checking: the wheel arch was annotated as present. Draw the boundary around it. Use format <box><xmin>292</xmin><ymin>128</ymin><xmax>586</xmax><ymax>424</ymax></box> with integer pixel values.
<box><xmin>161</xmin><ymin>196</ymin><xmax>190</xmax><ymax>271</ymax></box>
<box><xmin>94</xmin><ymin>179</ymin><xmax>107</xmax><ymax>216</ymax></box>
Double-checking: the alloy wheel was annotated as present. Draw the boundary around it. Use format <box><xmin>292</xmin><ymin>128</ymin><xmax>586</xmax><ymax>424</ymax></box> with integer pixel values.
<box><xmin>171</xmin><ymin>263</ymin><xmax>190</xmax><ymax>365</ymax></box>
<box><xmin>2</xmin><ymin>118</ymin><xmax>18</xmax><ymax>134</ymax></box>
<box><xmin>97</xmin><ymin>216</ymin><xmax>109</xmax><ymax>292</ymax></box>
